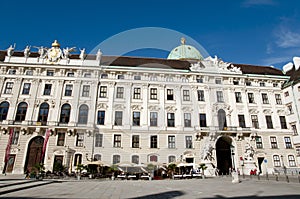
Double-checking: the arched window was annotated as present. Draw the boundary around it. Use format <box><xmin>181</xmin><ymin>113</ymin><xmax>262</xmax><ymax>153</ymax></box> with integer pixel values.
<box><xmin>15</xmin><ymin>102</ymin><xmax>28</xmax><ymax>122</ymax></box>
<box><xmin>78</xmin><ymin>104</ymin><xmax>89</xmax><ymax>124</ymax></box>
<box><xmin>218</xmin><ymin>109</ymin><xmax>227</xmax><ymax>130</ymax></box>
<box><xmin>132</xmin><ymin>155</ymin><xmax>139</xmax><ymax>164</ymax></box>
<box><xmin>0</xmin><ymin>101</ymin><xmax>9</xmax><ymax>121</ymax></box>
<box><xmin>60</xmin><ymin>104</ymin><xmax>71</xmax><ymax>124</ymax></box>
<box><xmin>38</xmin><ymin>102</ymin><xmax>49</xmax><ymax>124</ymax></box>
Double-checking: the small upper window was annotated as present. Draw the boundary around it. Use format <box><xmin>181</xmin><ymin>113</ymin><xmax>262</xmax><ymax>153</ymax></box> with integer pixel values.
<box><xmin>233</xmin><ymin>80</ymin><xmax>239</xmax><ymax>85</ymax></box>
<box><xmin>215</xmin><ymin>78</ymin><xmax>222</xmax><ymax>84</ymax></box>
<box><xmin>273</xmin><ymin>83</ymin><xmax>278</xmax><ymax>87</ymax></box>
<box><xmin>8</xmin><ymin>69</ymin><xmax>16</xmax><ymax>75</ymax></box>
<box><xmin>84</xmin><ymin>73</ymin><xmax>91</xmax><ymax>78</ymax></box>
<box><xmin>117</xmin><ymin>75</ymin><xmax>124</xmax><ymax>79</ymax></box>
<box><xmin>101</xmin><ymin>74</ymin><xmax>108</xmax><ymax>79</ymax></box>
<box><xmin>284</xmin><ymin>91</ymin><xmax>289</xmax><ymax>97</ymax></box>
<box><xmin>47</xmin><ymin>70</ymin><xmax>54</xmax><ymax>76</ymax></box>
<box><xmin>67</xmin><ymin>72</ymin><xmax>74</xmax><ymax>77</ymax></box>
<box><xmin>134</xmin><ymin>75</ymin><xmax>141</xmax><ymax>80</ymax></box>
<box><xmin>260</xmin><ymin>82</ymin><xmax>265</xmax><ymax>87</ymax></box>
<box><xmin>196</xmin><ymin>77</ymin><xmax>203</xmax><ymax>83</ymax></box>
<box><xmin>245</xmin><ymin>81</ymin><xmax>251</xmax><ymax>86</ymax></box>
<box><xmin>25</xmin><ymin>70</ymin><xmax>33</xmax><ymax>75</ymax></box>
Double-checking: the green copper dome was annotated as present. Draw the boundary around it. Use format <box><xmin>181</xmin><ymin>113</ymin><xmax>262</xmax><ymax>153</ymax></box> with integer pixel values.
<box><xmin>167</xmin><ymin>38</ymin><xmax>203</xmax><ymax>60</ymax></box>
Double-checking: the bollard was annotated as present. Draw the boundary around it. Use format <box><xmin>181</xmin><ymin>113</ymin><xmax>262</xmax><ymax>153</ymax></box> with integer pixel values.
<box><xmin>275</xmin><ymin>174</ymin><xmax>278</xmax><ymax>181</ymax></box>
<box><xmin>266</xmin><ymin>172</ymin><xmax>269</xmax><ymax>181</ymax></box>
<box><xmin>286</xmin><ymin>175</ymin><xmax>289</xmax><ymax>183</ymax></box>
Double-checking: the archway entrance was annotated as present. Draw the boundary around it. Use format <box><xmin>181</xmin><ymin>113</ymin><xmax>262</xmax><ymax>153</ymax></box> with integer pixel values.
<box><xmin>216</xmin><ymin>136</ymin><xmax>232</xmax><ymax>175</ymax></box>
<box><xmin>24</xmin><ymin>136</ymin><xmax>44</xmax><ymax>172</ymax></box>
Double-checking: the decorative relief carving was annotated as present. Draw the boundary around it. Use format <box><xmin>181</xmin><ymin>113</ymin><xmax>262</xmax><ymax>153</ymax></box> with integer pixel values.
<box><xmin>148</xmin><ymin>105</ymin><xmax>160</xmax><ymax>111</ymax></box>
<box><xmin>249</xmin><ymin>109</ymin><xmax>259</xmax><ymax>114</ymax></box>
<box><xmin>277</xmin><ymin>109</ymin><xmax>286</xmax><ymax>115</ymax></box>
<box><xmin>97</xmin><ymin>103</ymin><xmax>108</xmax><ymax>109</ymax></box>
<box><xmin>114</xmin><ymin>104</ymin><xmax>125</xmax><ymax>110</ymax></box>
<box><xmin>131</xmin><ymin>104</ymin><xmax>143</xmax><ymax>111</ymax></box>
<box><xmin>263</xmin><ymin>109</ymin><xmax>273</xmax><ymax>114</ymax></box>
<box><xmin>165</xmin><ymin>105</ymin><xmax>177</xmax><ymax>112</ymax></box>
<box><xmin>182</xmin><ymin>106</ymin><xmax>193</xmax><ymax>112</ymax></box>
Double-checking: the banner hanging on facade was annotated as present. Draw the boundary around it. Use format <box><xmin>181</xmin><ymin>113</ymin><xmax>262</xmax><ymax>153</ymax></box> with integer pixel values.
<box><xmin>41</xmin><ymin>129</ymin><xmax>51</xmax><ymax>162</ymax></box>
<box><xmin>2</xmin><ymin>128</ymin><xmax>14</xmax><ymax>173</ymax></box>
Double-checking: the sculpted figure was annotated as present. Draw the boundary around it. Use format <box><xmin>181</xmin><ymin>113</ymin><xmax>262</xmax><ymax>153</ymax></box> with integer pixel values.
<box><xmin>79</xmin><ymin>48</ymin><xmax>86</xmax><ymax>60</ymax></box>
<box><xmin>202</xmin><ymin>143</ymin><xmax>214</xmax><ymax>161</ymax></box>
<box><xmin>244</xmin><ymin>142</ymin><xmax>254</xmax><ymax>161</ymax></box>
<box><xmin>33</xmin><ymin>46</ymin><xmax>48</xmax><ymax>58</ymax></box>
<box><xmin>7</xmin><ymin>44</ymin><xmax>15</xmax><ymax>57</ymax></box>
<box><xmin>63</xmin><ymin>47</ymin><xmax>76</xmax><ymax>59</ymax></box>
<box><xmin>96</xmin><ymin>49</ymin><xmax>102</xmax><ymax>61</ymax></box>
<box><xmin>24</xmin><ymin>46</ymin><xmax>31</xmax><ymax>57</ymax></box>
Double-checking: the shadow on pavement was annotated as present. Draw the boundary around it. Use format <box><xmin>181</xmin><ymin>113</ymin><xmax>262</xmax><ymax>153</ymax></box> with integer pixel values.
<box><xmin>127</xmin><ymin>190</ymin><xmax>184</xmax><ymax>199</ymax></box>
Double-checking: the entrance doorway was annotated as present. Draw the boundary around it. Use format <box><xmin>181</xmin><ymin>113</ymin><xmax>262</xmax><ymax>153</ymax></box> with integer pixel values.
<box><xmin>6</xmin><ymin>155</ymin><xmax>16</xmax><ymax>173</ymax></box>
<box><xmin>53</xmin><ymin>155</ymin><xmax>64</xmax><ymax>172</ymax></box>
<box><xmin>24</xmin><ymin>136</ymin><xmax>44</xmax><ymax>172</ymax></box>
<box><xmin>216</xmin><ymin>136</ymin><xmax>232</xmax><ymax>175</ymax></box>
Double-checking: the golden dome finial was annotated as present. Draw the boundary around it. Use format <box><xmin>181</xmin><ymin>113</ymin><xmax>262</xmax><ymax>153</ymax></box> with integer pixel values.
<box><xmin>181</xmin><ymin>37</ymin><xmax>186</xmax><ymax>45</ymax></box>
<box><xmin>52</xmin><ymin>40</ymin><xmax>60</xmax><ymax>47</ymax></box>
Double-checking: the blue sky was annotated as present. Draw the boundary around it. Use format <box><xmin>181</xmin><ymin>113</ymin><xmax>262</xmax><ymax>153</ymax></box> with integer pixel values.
<box><xmin>1</xmin><ymin>0</ymin><xmax>300</xmax><ymax>69</ymax></box>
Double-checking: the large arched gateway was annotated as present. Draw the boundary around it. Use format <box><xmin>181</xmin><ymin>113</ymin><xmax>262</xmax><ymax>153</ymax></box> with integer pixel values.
<box><xmin>216</xmin><ymin>136</ymin><xmax>233</xmax><ymax>175</ymax></box>
<box><xmin>24</xmin><ymin>136</ymin><xmax>44</xmax><ymax>172</ymax></box>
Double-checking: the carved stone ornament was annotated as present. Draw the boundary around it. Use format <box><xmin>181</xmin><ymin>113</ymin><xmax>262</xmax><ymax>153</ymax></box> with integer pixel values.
<box><xmin>190</xmin><ymin>61</ymin><xmax>205</xmax><ymax>72</ymax></box>
<box><xmin>249</xmin><ymin>109</ymin><xmax>259</xmax><ymax>114</ymax></box>
<box><xmin>47</xmin><ymin>40</ymin><xmax>62</xmax><ymax>63</ymax></box>
<box><xmin>263</xmin><ymin>109</ymin><xmax>273</xmax><ymax>114</ymax></box>
<box><xmin>97</xmin><ymin>103</ymin><xmax>108</xmax><ymax>110</ymax></box>
<box><xmin>277</xmin><ymin>109</ymin><xmax>286</xmax><ymax>115</ymax></box>
<box><xmin>114</xmin><ymin>104</ymin><xmax>125</xmax><ymax>110</ymax></box>
<box><xmin>148</xmin><ymin>105</ymin><xmax>160</xmax><ymax>111</ymax></box>
<box><xmin>165</xmin><ymin>105</ymin><xmax>177</xmax><ymax>112</ymax></box>
<box><xmin>131</xmin><ymin>104</ymin><xmax>143</xmax><ymax>111</ymax></box>
<box><xmin>182</xmin><ymin>106</ymin><xmax>193</xmax><ymax>112</ymax></box>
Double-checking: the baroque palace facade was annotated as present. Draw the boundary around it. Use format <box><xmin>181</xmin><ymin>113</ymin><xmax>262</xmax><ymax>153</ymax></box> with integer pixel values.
<box><xmin>0</xmin><ymin>39</ymin><xmax>299</xmax><ymax>175</ymax></box>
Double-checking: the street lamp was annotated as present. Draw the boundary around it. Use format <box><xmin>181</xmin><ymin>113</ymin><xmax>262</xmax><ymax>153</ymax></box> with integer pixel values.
<box><xmin>230</xmin><ymin>145</ymin><xmax>235</xmax><ymax>172</ymax></box>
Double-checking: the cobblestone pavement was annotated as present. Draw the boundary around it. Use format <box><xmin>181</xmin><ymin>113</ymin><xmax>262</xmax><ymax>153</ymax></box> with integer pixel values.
<box><xmin>0</xmin><ymin>176</ymin><xmax>300</xmax><ymax>199</ymax></box>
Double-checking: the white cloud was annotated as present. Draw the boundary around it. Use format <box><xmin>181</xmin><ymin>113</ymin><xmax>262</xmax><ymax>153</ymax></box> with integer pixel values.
<box><xmin>242</xmin><ymin>0</ymin><xmax>277</xmax><ymax>7</ymax></box>
<box><xmin>275</xmin><ymin>28</ymin><xmax>300</xmax><ymax>48</ymax></box>
<box><xmin>266</xmin><ymin>43</ymin><xmax>273</xmax><ymax>54</ymax></box>
<box><xmin>261</xmin><ymin>56</ymin><xmax>291</xmax><ymax>66</ymax></box>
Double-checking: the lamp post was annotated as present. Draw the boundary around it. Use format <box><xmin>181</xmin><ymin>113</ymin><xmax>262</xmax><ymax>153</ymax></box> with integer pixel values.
<box><xmin>230</xmin><ymin>145</ymin><xmax>235</xmax><ymax>172</ymax></box>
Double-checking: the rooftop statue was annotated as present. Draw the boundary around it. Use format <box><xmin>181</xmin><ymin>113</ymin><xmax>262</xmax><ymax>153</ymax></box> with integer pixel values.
<box><xmin>7</xmin><ymin>44</ymin><xmax>15</xmax><ymax>57</ymax></box>
<box><xmin>96</xmin><ymin>49</ymin><xmax>102</xmax><ymax>61</ymax></box>
<box><xmin>33</xmin><ymin>46</ymin><xmax>48</xmax><ymax>58</ymax></box>
<box><xmin>47</xmin><ymin>40</ymin><xmax>62</xmax><ymax>63</ymax></box>
<box><xmin>63</xmin><ymin>47</ymin><xmax>76</xmax><ymax>59</ymax></box>
<box><xmin>79</xmin><ymin>48</ymin><xmax>86</xmax><ymax>60</ymax></box>
<box><xmin>24</xmin><ymin>45</ymin><xmax>31</xmax><ymax>58</ymax></box>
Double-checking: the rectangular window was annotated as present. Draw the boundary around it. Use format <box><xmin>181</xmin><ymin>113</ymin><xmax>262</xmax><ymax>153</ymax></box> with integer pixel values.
<box><xmin>82</xmin><ymin>85</ymin><xmax>90</xmax><ymax>97</ymax></box>
<box><xmin>284</xmin><ymin>137</ymin><xmax>292</xmax><ymax>149</ymax></box>
<box><xmin>67</xmin><ymin>72</ymin><xmax>74</xmax><ymax>77</ymax></box>
<box><xmin>116</xmin><ymin>87</ymin><xmax>124</xmax><ymax>98</ymax></box>
<box><xmin>185</xmin><ymin>136</ymin><xmax>193</xmax><ymax>149</ymax></box>
<box><xmin>167</xmin><ymin>89</ymin><xmax>174</xmax><ymax>100</ymax></box>
<box><xmin>57</xmin><ymin>132</ymin><xmax>65</xmax><ymax>146</ymax></box>
<box><xmin>255</xmin><ymin>136</ymin><xmax>263</xmax><ymax>149</ymax></box>
<box><xmin>43</xmin><ymin>84</ymin><xmax>52</xmax><ymax>95</ymax></box>
<box><xmin>64</xmin><ymin>84</ymin><xmax>73</xmax><ymax>96</ymax></box>
<box><xmin>114</xmin><ymin>111</ymin><xmax>123</xmax><ymax>126</ymax></box>
<box><xmin>288</xmin><ymin>155</ymin><xmax>296</xmax><ymax>167</ymax></box>
<box><xmin>99</xmin><ymin>86</ymin><xmax>107</xmax><ymax>98</ymax></box>
<box><xmin>150</xmin><ymin>88</ymin><xmax>157</xmax><ymax>100</ymax></box>
<box><xmin>183</xmin><ymin>90</ymin><xmax>190</xmax><ymax>101</ymax></box>
<box><xmin>11</xmin><ymin>131</ymin><xmax>19</xmax><ymax>145</ymax></box>
<box><xmin>133</xmin><ymin>111</ymin><xmax>140</xmax><ymax>126</ymax></box>
<box><xmin>270</xmin><ymin>136</ymin><xmax>278</xmax><ymax>148</ymax></box>
<box><xmin>167</xmin><ymin>113</ymin><xmax>175</xmax><ymax>127</ymax></box>
<box><xmin>95</xmin><ymin>134</ymin><xmax>103</xmax><ymax>147</ymax></box>
<box><xmin>235</xmin><ymin>92</ymin><xmax>242</xmax><ymax>103</ymax></box>
<box><xmin>117</xmin><ymin>74</ymin><xmax>124</xmax><ymax>79</ymax></box>
<box><xmin>292</xmin><ymin>124</ymin><xmax>298</xmax><ymax>135</ymax></box>
<box><xmin>238</xmin><ymin>115</ymin><xmax>246</xmax><ymax>128</ymax></box>
<box><xmin>132</xmin><ymin>135</ymin><xmax>140</xmax><ymax>148</ymax></box>
<box><xmin>76</xmin><ymin>133</ymin><xmax>84</xmax><ymax>147</ymax></box>
<box><xmin>150</xmin><ymin>112</ymin><xmax>158</xmax><ymax>126</ymax></box>
<box><xmin>262</xmin><ymin>93</ymin><xmax>269</xmax><ymax>104</ymax></box>
<box><xmin>46</xmin><ymin>70</ymin><xmax>54</xmax><ymax>76</ymax></box>
<box><xmin>134</xmin><ymin>75</ymin><xmax>141</xmax><ymax>80</ymax></box>
<box><xmin>248</xmin><ymin>93</ymin><xmax>255</xmax><ymax>103</ymax></box>
<box><xmin>184</xmin><ymin>113</ymin><xmax>191</xmax><ymax>127</ymax></box>
<box><xmin>245</xmin><ymin>81</ymin><xmax>251</xmax><ymax>86</ymax></box>
<box><xmin>284</xmin><ymin>91</ymin><xmax>289</xmax><ymax>97</ymax></box>
<box><xmin>133</xmin><ymin>88</ymin><xmax>141</xmax><ymax>99</ymax></box>
<box><xmin>114</xmin><ymin>134</ymin><xmax>121</xmax><ymax>148</ymax></box>
<box><xmin>279</xmin><ymin>116</ymin><xmax>287</xmax><ymax>129</ymax></box>
<box><xmin>251</xmin><ymin>115</ymin><xmax>259</xmax><ymax>129</ymax></box>
<box><xmin>97</xmin><ymin>111</ymin><xmax>105</xmax><ymax>125</ymax></box>
<box><xmin>22</xmin><ymin>83</ymin><xmax>31</xmax><ymax>95</ymax></box>
<box><xmin>216</xmin><ymin>91</ymin><xmax>224</xmax><ymax>102</ymax></box>
<box><xmin>199</xmin><ymin>113</ymin><xmax>207</xmax><ymax>127</ymax></box>
<box><xmin>4</xmin><ymin>82</ymin><xmax>13</xmax><ymax>94</ymax></box>
<box><xmin>273</xmin><ymin>155</ymin><xmax>281</xmax><ymax>167</ymax></box>
<box><xmin>168</xmin><ymin>135</ymin><xmax>176</xmax><ymax>149</ymax></box>
<box><xmin>197</xmin><ymin>90</ymin><xmax>205</xmax><ymax>101</ymax></box>
<box><xmin>275</xmin><ymin>94</ymin><xmax>282</xmax><ymax>105</ymax></box>
<box><xmin>150</xmin><ymin>135</ymin><xmax>158</xmax><ymax>148</ymax></box>
<box><xmin>260</xmin><ymin>82</ymin><xmax>265</xmax><ymax>87</ymax></box>
<box><xmin>112</xmin><ymin>155</ymin><xmax>120</xmax><ymax>164</ymax></box>
<box><xmin>196</xmin><ymin>77</ymin><xmax>203</xmax><ymax>83</ymax></box>
<box><xmin>266</xmin><ymin>115</ymin><xmax>273</xmax><ymax>129</ymax></box>
<box><xmin>287</xmin><ymin>104</ymin><xmax>293</xmax><ymax>114</ymax></box>
<box><xmin>215</xmin><ymin>78</ymin><xmax>222</xmax><ymax>84</ymax></box>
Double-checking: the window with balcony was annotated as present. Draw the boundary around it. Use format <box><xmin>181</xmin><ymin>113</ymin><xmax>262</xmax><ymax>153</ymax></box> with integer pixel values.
<box><xmin>133</xmin><ymin>88</ymin><xmax>141</xmax><ymax>99</ymax></box>
<box><xmin>150</xmin><ymin>135</ymin><xmax>157</xmax><ymax>148</ymax></box>
<box><xmin>270</xmin><ymin>136</ymin><xmax>278</xmax><ymax>148</ymax></box>
<box><xmin>59</xmin><ymin>103</ymin><xmax>71</xmax><ymax>124</ymax></box>
<box><xmin>184</xmin><ymin>113</ymin><xmax>191</xmax><ymax>127</ymax></box>
<box><xmin>97</xmin><ymin>111</ymin><xmax>105</xmax><ymax>125</ymax></box>
<box><xmin>114</xmin><ymin>111</ymin><xmax>123</xmax><ymax>126</ymax></box>
<box><xmin>4</xmin><ymin>82</ymin><xmax>13</xmax><ymax>94</ymax></box>
<box><xmin>167</xmin><ymin>113</ymin><xmax>175</xmax><ymax>127</ymax></box>
<box><xmin>168</xmin><ymin>135</ymin><xmax>176</xmax><ymax>148</ymax></box>
<box><xmin>114</xmin><ymin>134</ymin><xmax>121</xmax><ymax>148</ymax></box>
<box><xmin>199</xmin><ymin>113</ymin><xmax>207</xmax><ymax>127</ymax></box>
<box><xmin>183</xmin><ymin>90</ymin><xmax>190</xmax><ymax>101</ymax></box>
<box><xmin>167</xmin><ymin>89</ymin><xmax>174</xmax><ymax>100</ymax></box>
<box><xmin>238</xmin><ymin>115</ymin><xmax>246</xmax><ymax>128</ymax></box>
<box><xmin>265</xmin><ymin>115</ymin><xmax>273</xmax><ymax>129</ymax></box>
<box><xmin>22</xmin><ymin>83</ymin><xmax>31</xmax><ymax>95</ymax></box>
<box><xmin>132</xmin><ymin>135</ymin><xmax>140</xmax><ymax>148</ymax></box>
<box><xmin>43</xmin><ymin>84</ymin><xmax>52</xmax><ymax>95</ymax></box>
<box><xmin>150</xmin><ymin>112</ymin><xmax>157</xmax><ymax>126</ymax></box>
<box><xmin>38</xmin><ymin>102</ymin><xmax>49</xmax><ymax>124</ymax></box>
<box><xmin>78</xmin><ymin>104</ymin><xmax>89</xmax><ymax>124</ymax></box>
<box><xmin>15</xmin><ymin>102</ymin><xmax>28</xmax><ymax>122</ymax></box>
